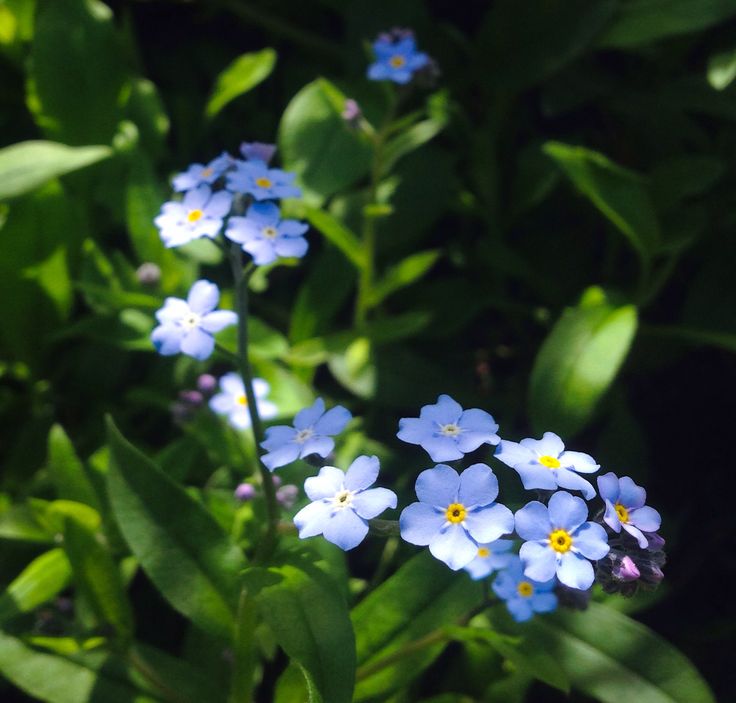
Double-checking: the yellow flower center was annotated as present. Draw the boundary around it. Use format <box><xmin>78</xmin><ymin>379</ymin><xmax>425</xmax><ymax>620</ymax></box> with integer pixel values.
<box><xmin>237</xmin><ymin>394</ymin><xmax>248</xmax><ymax>407</ymax></box>
<box><xmin>538</xmin><ymin>455</ymin><xmax>561</xmax><ymax>469</ymax></box>
<box><xmin>389</xmin><ymin>55</ymin><xmax>406</xmax><ymax>68</ymax></box>
<box><xmin>255</xmin><ymin>176</ymin><xmax>273</xmax><ymax>188</ymax></box>
<box><xmin>201</xmin><ymin>167</ymin><xmax>214</xmax><ymax>178</ymax></box>
<box><xmin>445</xmin><ymin>503</ymin><xmax>467</xmax><ymax>524</ymax></box>
<box><xmin>262</xmin><ymin>226</ymin><xmax>278</xmax><ymax>239</ymax></box>
<box><xmin>477</xmin><ymin>547</ymin><xmax>490</xmax><ymax>558</ymax></box>
<box><xmin>187</xmin><ymin>209</ymin><xmax>204</xmax><ymax>223</ymax></box>
<box><xmin>517</xmin><ymin>581</ymin><xmax>534</xmax><ymax>598</ymax></box>
<box><xmin>549</xmin><ymin>528</ymin><xmax>573</xmax><ymax>553</ymax></box>
<box><xmin>332</xmin><ymin>489</ymin><xmax>354</xmax><ymax>509</ymax></box>
<box><xmin>615</xmin><ymin>503</ymin><xmax>629</xmax><ymax>523</ymax></box>
<box><xmin>439</xmin><ymin>423</ymin><xmax>461</xmax><ymax>437</ymax></box>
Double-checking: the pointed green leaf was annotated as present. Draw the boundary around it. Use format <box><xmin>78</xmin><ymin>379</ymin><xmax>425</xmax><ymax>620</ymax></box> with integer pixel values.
<box><xmin>708</xmin><ymin>47</ymin><xmax>736</xmax><ymax>90</ymax></box>
<box><xmin>206</xmin><ymin>48</ymin><xmax>277</xmax><ymax>118</ymax></box>
<box><xmin>369</xmin><ymin>250</ymin><xmax>441</xmax><ymax>306</ymax></box>
<box><xmin>47</xmin><ymin>424</ymin><xmax>100</xmax><ymax>509</ymax></box>
<box><xmin>106</xmin><ymin>417</ymin><xmax>246</xmax><ymax>638</ymax></box>
<box><xmin>303</xmin><ymin>206</ymin><xmax>366</xmax><ymax>269</ymax></box>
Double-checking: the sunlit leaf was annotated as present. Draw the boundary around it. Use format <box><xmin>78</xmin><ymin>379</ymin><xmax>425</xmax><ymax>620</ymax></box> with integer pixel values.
<box><xmin>206</xmin><ymin>48</ymin><xmax>277</xmax><ymax>118</ymax></box>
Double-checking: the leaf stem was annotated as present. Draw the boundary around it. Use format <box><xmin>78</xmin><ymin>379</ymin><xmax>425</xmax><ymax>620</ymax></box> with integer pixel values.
<box><xmin>229</xmin><ymin>586</ymin><xmax>258</xmax><ymax>703</ymax></box>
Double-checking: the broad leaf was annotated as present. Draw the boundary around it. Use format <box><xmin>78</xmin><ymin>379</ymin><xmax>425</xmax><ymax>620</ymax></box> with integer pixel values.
<box><xmin>206</xmin><ymin>48</ymin><xmax>277</xmax><ymax>118</ymax></box>
<box><xmin>0</xmin><ymin>141</ymin><xmax>112</xmax><ymax>201</ymax></box>
<box><xmin>529</xmin><ymin>287</ymin><xmax>638</xmax><ymax>437</ymax></box>
<box><xmin>47</xmin><ymin>424</ymin><xmax>100</xmax><ymax>509</ymax></box>
<box><xmin>106</xmin><ymin>418</ymin><xmax>246</xmax><ymax>638</ymax></box>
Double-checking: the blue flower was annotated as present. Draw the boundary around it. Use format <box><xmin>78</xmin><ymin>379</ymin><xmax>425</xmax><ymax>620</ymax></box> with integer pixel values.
<box><xmin>226</xmin><ymin>161</ymin><xmax>301</xmax><ymax>201</ymax></box>
<box><xmin>260</xmin><ymin>397</ymin><xmax>352</xmax><ymax>471</ymax></box>
<box><xmin>397</xmin><ymin>394</ymin><xmax>500</xmax><ymax>462</ymax></box>
<box><xmin>209</xmin><ymin>373</ymin><xmax>277</xmax><ymax>430</ymax></box>
<box><xmin>293</xmin><ymin>456</ymin><xmax>397</xmax><ymax>551</ymax></box>
<box><xmin>151</xmin><ymin>280</ymin><xmax>237</xmax><ymax>360</ymax></box>
<box><xmin>225</xmin><ymin>202</ymin><xmax>308</xmax><ymax>265</ymax></box>
<box><xmin>492</xmin><ymin>556</ymin><xmax>558</xmax><ymax>622</ymax></box>
<box><xmin>367</xmin><ymin>31</ymin><xmax>429</xmax><ymax>84</ymax></box>
<box><xmin>154</xmin><ymin>185</ymin><xmax>233</xmax><ymax>248</ymax></box>
<box><xmin>597</xmin><ymin>472</ymin><xmax>662</xmax><ymax>548</ymax></box>
<box><xmin>515</xmin><ymin>491</ymin><xmax>609</xmax><ymax>590</ymax></box>
<box><xmin>400</xmin><ymin>463</ymin><xmax>514</xmax><ymax>571</ymax></box>
<box><xmin>463</xmin><ymin>538</ymin><xmax>514</xmax><ymax>581</ymax></box>
<box><xmin>494</xmin><ymin>431</ymin><xmax>599</xmax><ymax>500</ymax></box>
<box><xmin>240</xmin><ymin>142</ymin><xmax>277</xmax><ymax>165</ymax></box>
<box><xmin>172</xmin><ymin>152</ymin><xmax>233</xmax><ymax>192</ymax></box>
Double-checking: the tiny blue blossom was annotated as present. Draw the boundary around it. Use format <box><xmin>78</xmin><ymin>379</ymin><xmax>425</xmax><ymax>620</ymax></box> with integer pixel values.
<box><xmin>260</xmin><ymin>397</ymin><xmax>351</xmax><ymax>471</ymax></box>
<box><xmin>154</xmin><ymin>185</ymin><xmax>233</xmax><ymax>248</ymax></box>
<box><xmin>400</xmin><ymin>463</ymin><xmax>514</xmax><ymax>571</ymax></box>
<box><xmin>515</xmin><ymin>491</ymin><xmax>609</xmax><ymax>590</ymax></box>
<box><xmin>226</xmin><ymin>161</ymin><xmax>301</xmax><ymax>201</ymax></box>
<box><xmin>294</xmin><ymin>456</ymin><xmax>397</xmax><ymax>551</ymax></box>
<box><xmin>225</xmin><ymin>202</ymin><xmax>309</xmax><ymax>265</ymax></box>
<box><xmin>367</xmin><ymin>31</ymin><xmax>429</xmax><ymax>84</ymax></box>
<box><xmin>209</xmin><ymin>373</ymin><xmax>277</xmax><ymax>430</ymax></box>
<box><xmin>172</xmin><ymin>152</ymin><xmax>233</xmax><ymax>192</ymax></box>
<box><xmin>151</xmin><ymin>280</ymin><xmax>237</xmax><ymax>360</ymax></box>
<box><xmin>492</xmin><ymin>556</ymin><xmax>558</xmax><ymax>622</ymax></box>
<box><xmin>463</xmin><ymin>538</ymin><xmax>514</xmax><ymax>581</ymax></box>
<box><xmin>495</xmin><ymin>431</ymin><xmax>599</xmax><ymax>500</ymax></box>
<box><xmin>397</xmin><ymin>394</ymin><xmax>500</xmax><ymax>462</ymax></box>
<box><xmin>597</xmin><ymin>472</ymin><xmax>662</xmax><ymax>548</ymax></box>
<box><xmin>240</xmin><ymin>142</ymin><xmax>277</xmax><ymax>165</ymax></box>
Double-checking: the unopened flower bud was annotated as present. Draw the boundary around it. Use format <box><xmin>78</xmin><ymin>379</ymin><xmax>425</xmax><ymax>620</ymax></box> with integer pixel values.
<box><xmin>136</xmin><ymin>262</ymin><xmax>161</xmax><ymax>286</ymax></box>
<box><xmin>613</xmin><ymin>555</ymin><xmax>640</xmax><ymax>582</ymax></box>
<box><xmin>276</xmin><ymin>484</ymin><xmax>298</xmax><ymax>509</ymax></box>
<box><xmin>271</xmin><ymin>475</ymin><xmax>282</xmax><ymax>488</ymax></box>
<box><xmin>342</xmin><ymin>99</ymin><xmax>361</xmax><ymax>125</ymax></box>
<box><xmin>179</xmin><ymin>390</ymin><xmax>204</xmax><ymax>407</ymax></box>
<box><xmin>197</xmin><ymin>374</ymin><xmax>217</xmax><ymax>395</ymax></box>
<box><xmin>234</xmin><ymin>483</ymin><xmax>256</xmax><ymax>501</ymax></box>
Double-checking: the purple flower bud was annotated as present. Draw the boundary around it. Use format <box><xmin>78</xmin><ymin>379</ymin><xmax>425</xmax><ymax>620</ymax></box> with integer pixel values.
<box><xmin>276</xmin><ymin>484</ymin><xmax>298</xmax><ymax>509</ymax></box>
<box><xmin>197</xmin><ymin>373</ymin><xmax>218</xmax><ymax>395</ymax></box>
<box><xmin>342</xmin><ymin>99</ymin><xmax>361</xmax><ymax>124</ymax></box>
<box><xmin>179</xmin><ymin>390</ymin><xmax>204</xmax><ymax>407</ymax></box>
<box><xmin>234</xmin><ymin>483</ymin><xmax>256</xmax><ymax>501</ymax></box>
<box><xmin>644</xmin><ymin>532</ymin><xmax>666</xmax><ymax>551</ymax></box>
<box><xmin>240</xmin><ymin>142</ymin><xmax>277</xmax><ymax>165</ymax></box>
<box><xmin>613</xmin><ymin>555</ymin><xmax>640</xmax><ymax>582</ymax></box>
<box><xmin>271</xmin><ymin>474</ymin><xmax>282</xmax><ymax>488</ymax></box>
<box><xmin>136</xmin><ymin>262</ymin><xmax>161</xmax><ymax>286</ymax></box>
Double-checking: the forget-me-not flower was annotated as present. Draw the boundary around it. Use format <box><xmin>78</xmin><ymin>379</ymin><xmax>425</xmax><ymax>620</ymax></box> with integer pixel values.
<box><xmin>155</xmin><ymin>185</ymin><xmax>233</xmax><ymax>248</ymax></box>
<box><xmin>226</xmin><ymin>161</ymin><xmax>301</xmax><ymax>201</ymax></box>
<box><xmin>400</xmin><ymin>463</ymin><xmax>514</xmax><ymax>571</ymax></box>
<box><xmin>209</xmin><ymin>373</ymin><xmax>277</xmax><ymax>430</ymax></box>
<box><xmin>397</xmin><ymin>394</ymin><xmax>500</xmax><ymax>462</ymax></box>
<box><xmin>294</xmin><ymin>456</ymin><xmax>397</xmax><ymax>551</ymax></box>
<box><xmin>367</xmin><ymin>31</ymin><xmax>429</xmax><ymax>84</ymax></box>
<box><xmin>597</xmin><ymin>472</ymin><xmax>661</xmax><ymax>548</ymax></box>
<box><xmin>495</xmin><ymin>431</ymin><xmax>599</xmax><ymax>500</ymax></box>
<box><xmin>240</xmin><ymin>142</ymin><xmax>277</xmax><ymax>165</ymax></box>
<box><xmin>151</xmin><ymin>280</ymin><xmax>237</xmax><ymax>360</ymax></box>
<box><xmin>172</xmin><ymin>152</ymin><xmax>233</xmax><ymax>192</ymax></box>
<box><xmin>463</xmin><ymin>538</ymin><xmax>514</xmax><ymax>581</ymax></box>
<box><xmin>225</xmin><ymin>202</ymin><xmax>308</xmax><ymax>265</ymax></box>
<box><xmin>492</xmin><ymin>556</ymin><xmax>558</xmax><ymax>623</ymax></box>
<box><xmin>260</xmin><ymin>397</ymin><xmax>352</xmax><ymax>471</ymax></box>
<box><xmin>515</xmin><ymin>491</ymin><xmax>609</xmax><ymax>590</ymax></box>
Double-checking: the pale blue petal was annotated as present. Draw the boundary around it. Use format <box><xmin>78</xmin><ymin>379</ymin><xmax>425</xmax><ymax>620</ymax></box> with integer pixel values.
<box><xmin>151</xmin><ymin>325</ymin><xmax>184</xmax><ymax>355</ymax></box>
<box><xmin>622</xmin><ymin>523</ymin><xmax>649</xmax><ymax>549</ymax></box>
<box><xmin>304</xmin><ymin>466</ymin><xmax>344</xmax><ymax>501</ymax></box>
<box><xmin>397</xmin><ymin>417</ymin><xmax>431</xmax><ymax>444</ymax></box>
<box><xmin>554</xmin><ymin>467</ymin><xmax>596</xmax><ymax>500</ymax></box>
<box><xmin>183</xmin><ymin>185</ymin><xmax>210</xmax><ymax>209</ymax></box>
<box><xmin>429</xmin><ymin>524</ymin><xmax>478</xmax><ymax>570</ymax></box>
<box><xmin>557</xmin><ymin>552</ymin><xmax>594</xmax><ymax>590</ymax></box>
<box><xmin>457</xmin><ymin>428</ymin><xmax>500</xmax><ymax>453</ymax></box>
<box><xmin>399</xmin><ymin>503</ymin><xmax>444</xmax><ymax>545</ymax></box>
<box><xmin>629</xmin><ymin>506</ymin><xmax>661</xmax><ymax>533</ymax></box>
<box><xmin>209</xmin><ymin>392</ymin><xmax>234</xmax><ymax>414</ymax></box>
<box><xmin>225</xmin><ymin>217</ymin><xmax>260</xmax><ymax>244</ymax></box>
<box><xmin>422</xmin><ymin>435</ymin><xmax>464</xmax><ymax>462</ymax></box>
<box><xmin>458</xmin><ymin>408</ymin><xmax>499</xmax><ymax>434</ymax></box>
<box><xmin>228</xmin><ymin>407</ymin><xmax>251</xmax><ymax>429</ymax></box>
<box><xmin>262</xmin><ymin>443</ymin><xmax>302</xmax><ymax>471</ymax></box>
<box><xmin>322</xmin><ymin>509</ymin><xmax>368</xmax><ymax>551</ymax></box>
<box><xmin>406</xmin><ymin>52</ymin><xmax>429</xmax><ymax>70</ymax></box>
<box><xmin>262</xmin><ymin>428</ymin><xmax>296</xmax><ymax>456</ymax></box>
<box><xmin>547</xmin><ymin>491</ymin><xmax>588</xmax><ymax>531</ymax></box>
<box><xmin>603</xmin><ymin>499</ymin><xmax>622</xmax><ymax>532</ymax></box>
<box><xmin>596</xmin><ymin>472</ymin><xmax>620</xmax><ymax>503</ymax></box>
<box><xmin>274</xmin><ymin>236</ymin><xmax>308</xmax><ymax>259</ymax></box>
<box><xmin>313</xmin><ymin>405</ymin><xmax>352</xmax><ymax>435</ymax></box>
<box><xmin>344</xmin><ymin>455</ymin><xmax>379</xmax><ymax>491</ymax></box>
<box><xmin>458</xmin><ymin>463</ymin><xmax>499</xmax><ymax>506</ymax></box>
<box><xmin>278</xmin><ymin>220</ymin><xmax>309</xmax><ymax>237</ymax></box>
<box><xmin>257</xmin><ymin>399</ymin><xmax>278</xmax><ymax>421</ymax></box>
<box><xmin>520</xmin><ymin>542</ymin><xmax>557</xmax><ymax>582</ymax></box>
<box><xmin>507</xmin><ymin>598</ymin><xmax>534</xmax><ymax>622</ymax></box>
<box><xmin>531</xmin><ymin>592</ymin><xmax>558</xmax><ymax>613</ymax></box>
<box><xmin>415</xmin><ymin>465</ymin><xmax>459</xmax><ymax>506</ymax></box>
<box><xmin>558</xmin><ymin>450</ymin><xmax>599</xmax><ymax>474</ymax></box>
<box><xmin>200</xmin><ymin>310</ymin><xmax>237</xmax><ymax>333</ymax></box>
<box><xmin>243</xmin><ymin>239</ymin><xmax>278</xmax><ymax>265</ymax></box>
<box><xmin>221</xmin><ymin>372</ymin><xmax>243</xmax><ymax>395</ymax></box>
<box><xmin>299</xmin><ymin>436</ymin><xmax>333</xmax><ymax>459</ymax></box>
<box><xmin>464</xmin><ymin>503</ymin><xmax>514</xmax><ymax>543</ymax></box>
<box><xmin>294</xmin><ymin>500</ymin><xmax>331</xmax><ymax>538</ymax></box>
<box><xmin>494</xmin><ymin>440</ymin><xmax>535</xmax><ymax>469</ymax></box>
<box><xmin>293</xmin><ymin>398</ymin><xmax>325</xmax><ymax>430</ymax></box>
<box><xmin>571</xmin><ymin>522</ymin><xmax>609</xmax><ymax>559</ymax></box>
<box><xmin>368</xmin><ymin>62</ymin><xmax>392</xmax><ymax>80</ymax></box>
<box><xmin>491</xmin><ymin>569</ymin><xmax>519</xmax><ymax>599</ymax></box>
<box><xmin>520</xmin><ymin>432</ymin><xmax>564</xmax><ymax>458</ymax></box>
<box><xmin>191</xmin><ymin>218</ymin><xmax>222</xmax><ymax>239</ymax></box>
<box><xmin>253</xmin><ymin>378</ymin><xmax>270</xmax><ymax>398</ymax></box>
<box><xmin>420</xmin><ymin>394</ymin><xmax>463</xmax><ymax>425</ymax></box>
<box><xmin>351</xmin><ymin>487</ymin><xmax>397</xmax><ymax>519</ymax></box>
<box><xmin>463</xmin><ymin>555</ymin><xmax>495</xmax><ymax>581</ymax></box>
<box><xmin>206</xmin><ymin>190</ymin><xmax>233</xmax><ymax>218</ymax></box>
<box><xmin>155</xmin><ymin>298</ymin><xmax>189</xmax><ymax>324</ymax></box>
<box><xmin>514</xmin><ymin>462</ymin><xmax>559</xmax><ymax>491</ymax></box>
<box><xmin>514</xmin><ymin>501</ymin><xmax>551</xmax><ymax>540</ymax></box>
<box><xmin>180</xmin><ymin>328</ymin><xmax>215</xmax><ymax>360</ymax></box>
<box><xmin>618</xmin><ymin>476</ymin><xmax>647</xmax><ymax>508</ymax></box>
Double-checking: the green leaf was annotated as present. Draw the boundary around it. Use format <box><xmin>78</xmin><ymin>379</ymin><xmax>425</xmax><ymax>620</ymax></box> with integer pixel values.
<box><xmin>0</xmin><ymin>631</ymin><xmax>159</xmax><ymax>703</ymax></box>
<box><xmin>0</xmin><ymin>549</ymin><xmax>72</xmax><ymax>624</ymax></box>
<box><xmin>369</xmin><ymin>250</ymin><xmax>440</xmax><ymax>306</ymax></box>
<box><xmin>708</xmin><ymin>47</ymin><xmax>736</xmax><ymax>90</ymax></box>
<box><xmin>352</xmin><ymin>552</ymin><xmax>482</xmax><ymax>701</ymax></box>
<box><xmin>206</xmin><ymin>48</ymin><xmax>277</xmax><ymax>118</ymax></box>
<box><xmin>599</xmin><ymin>0</ymin><xmax>736</xmax><ymax>49</ymax></box>
<box><xmin>279</xmin><ymin>78</ymin><xmax>372</xmax><ymax>203</ymax></box>
<box><xmin>29</xmin><ymin>0</ymin><xmax>128</xmax><ymax>144</ymax></box>
<box><xmin>257</xmin><ymin>562</ymin><xmax>355</xmax><ymax>703</ymax></box>
<box><xmin>510</xmin><ymin>603</ymin><xmax>715</xmax><ymax>703</ymax></box>
<box><xmin>47</xmin><ymin>424</ymin><xmax>100</xmax><ymax>509</ymax></box>
<box><xmin>381</xmin><ymin>117</ymin><xmax>447</xmax><ymax>175</ymax></box>
<box><xmin>0</xmin><ymin>141</ymin><xmax>112</xmax><ymax>201</ymax></box>
<box><xmin>0</xmin><ymin>503</ymin><xmax>53</xmax><ymax>543</ymax></box>
<box><xmin>543</xmin><ymin>141</ymin><xmax>660</xmax><ymax>259</ymax></box>
<box><xmin>274</xmin><ymin>662</ymin><xmax>325</xmax><ymax>703</ymax></box>
<box><xmin>529</xmin><ymin>287</ymin><xmax>638</xmax><ymax>437</ymax></box>
<box><xmin>106</xmin><ymin>417</ymin><xmax>246</xmax><ymax>638</ymax></box>
<box><xmin>303</xmin><ymin>205</ymin><xmax>366</xmax><ymax>269</ymax></box>
<box><xmin>62</xmin><ymin>517</ymin><xmax>134</xmax><ymax>639</ymax></box>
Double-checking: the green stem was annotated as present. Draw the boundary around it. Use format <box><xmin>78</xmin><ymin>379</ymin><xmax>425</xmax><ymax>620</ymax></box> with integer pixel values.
<box><xmin>229</xmin><ymin>244</ymin><xmax>279</xmax><ymax>558</ymax></box>
<box><xmin>229</xmin><ymin>586</ymin><xmax>258</xmax><ymax>703</ymax></box>
<box><xmin>128</xmin><ymin>647</ymin><xmax>188</xmax><ymax>703</ymax></box>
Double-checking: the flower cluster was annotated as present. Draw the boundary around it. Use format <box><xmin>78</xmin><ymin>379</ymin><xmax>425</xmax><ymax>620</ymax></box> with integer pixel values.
<box><xmin>367</xmin><ymin>29</ymin><xmax>430</xmax><ymax>85</ymax></box>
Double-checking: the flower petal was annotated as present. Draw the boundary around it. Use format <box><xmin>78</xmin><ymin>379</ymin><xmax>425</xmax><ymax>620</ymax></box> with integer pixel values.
<box><xmin>351</xmin><ymin>487</ymin><xmax>397</xmax><ymax>519</ymax></box>
<box><xmin>514</xmin><ymin>501</ymin><xmax>552</xmax><ymax>540</ymax></box>
<box><xmin>155</xmin><ymin>298</ymin><xmax>190</xmax><ymax>324</ymax></box>
<box><xmin>514</xmin><ymin>462</ymin><xmax>559</xmax><ymax>491</ymax></box>
<box><xmin>415</xmin><ymin>465</ymin><xmax>460</xmax><ymax>506</ymax></box>
<box><xmin>558</xmin><ymin>450</ymin><xmax>599</xmax><ymax>474</ymax></box>
<box><xmin>397</xmin><ymin>417</ymin><xmax>431</xmax><ymax>444</ymax></box>
<box><xmin>200</xmin><ymin>310</ymin><xmax>237</xmax><ymax>333</ymax></box>
<box><xmin>206</xmin><ymin>190</ymin><xmax>233</xmax><ymax>218</ymax></box>
<box><xmin>493</xmin><ymin>440</ymin><xmax>535</xmax><ymax>469</ymax></box>
<box><xmin>273</xmin><ymin>236</ymin><xmax>308</xmax><ymax>259</ymax></box>
<box><xmin>180</xmin><ymin>328</ymin><xmax>215</xmax><ymax>360</ymax></box>
<box><xmin>293</xmin><ymin>398</ymin><xmax>325</xmax><ymax>430</ymax></box>
<box><xmin>429</xmin><ymin>524</ymin><xmax>478</xmax><ymax>570</ymax></box>
<box><xmin>629</xmin><ymin>505</ymin><xmax>661</xmax><ymax>533</ymax></box>
<box><xmin>293</xmin><ymin>500</ymin><xmax>331</xmax><ymax>538</ymax></box>
<box><xmin>531</xmin><ymin>592</ymin><xmax>558</xmax><ymax>613</ymax></box>
<box><xmin>618</xmin><ymin>476</ymin><xmax>647</xmax><ymax>509</ymax></box>
<box><xmin>151</xmin><ymin>324</ymin><xmax>184</xmax><ymax>355</ymax></box>
<box><xmin>399</xmin><ymin>503</ymin><xmax>445</xmax><ymax>545</ymax></box>
<box><xmin>596</xmin><ymin>472</ymin><xmax>620</xmax><ymax>503</ymax></box>
<box><xmin>519</xmin><ymin>541</ymin><xmax>557</xmax><ymax>582</ymax></box>
<box><xmin>520</xmin><ymin>431</ymin><xmax>565</xmax><ymax>458</ymax></box>
<box><xmin>622</xmin><ymin>523</ymin><xmax>649</xmax><ymax>549</ymax></box>
<box><xmin>344</xmin><ymin>455</ymin><xmax>379</xmax><ymax>491</ymax></box>
<box><xmin>304</xmin><ymin>466</ymin><xmax>344</xmax><ymax>500</ymax></box>
<box><xmin>458</xmin><ymin>463</ymin><xmax>499</xmax><ymax>506</ymax></box>
<box><xmin>322</xmin><ymin>509</ymin><xmax>369</xmax><ymax>551</ymax></box>
<box><xmin>187</xmin><ymin>280</ymin><xmax>219</xmax><ymax>313</ymax></box>
<box><xmin>261</xmin><ymin>425</ymin><xmax>297</xmax><ymax>451</ymax></box>
<box><xmin>421</xmin><ymin>435</ymin><xmax>464</xmax><ymax>462</ymax></box>
<box><xmin>492</xmin><ymin>569</ymin><xmax>520</xmax><ymax>600</ymax></box>
<box><xmin>464</xmin><ymin>503</ymin><xmax>514</xmax><ymax>543</ymax></box>
<box><xmin>313</xmin><ymin>405</ymin><xmax>352</xmax><ymax>435</ymax></box>
<box><xmin>557</xmin><ymin>552</ymin><xmax>594</xmax><ymax>590</ymax></box>
<box><xmin>420</xmin><ymin>394</ymin><xmax>463</xmax><ymax>425</ymax></box>
<box><xmin>572</xmin><ymin>522</ymin><xmax>609</xmax><ymax>559</ymax></box>
<box><xmin>547</xmin><ymin>491</ymin><xmax>588</xmax><ymax>531</ymax></box>
<box><xmin>261</xmin><ymin>442</ymin><xmax>302</xmax><ymax>472</ymax></box>
<box><xmin>299</xmin><ymin>436</ymin><xmax>334</xmax><ymax>459</ymax></box>
<box><xmin>507</xmin><ymin>598</ymin><xmax>534</xmax><ymax>622</ymax></box>
<box><xmin>554</xmin><ymin>467</ymin><xmax>596</xmax><ymax>500</ymax></box>
<box><xmin>603</xmin><ymin>499</ymin><xmax>622</xmax><ymax>532</ymax></box>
